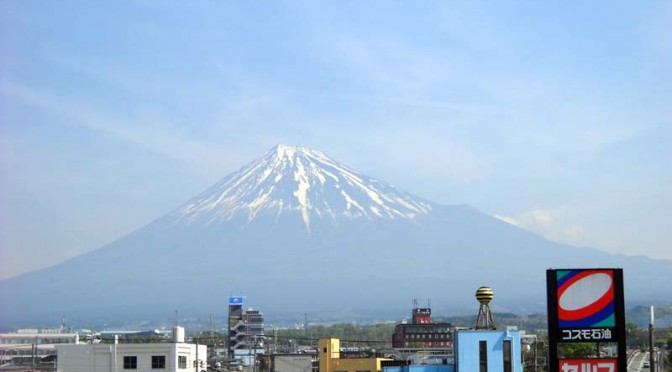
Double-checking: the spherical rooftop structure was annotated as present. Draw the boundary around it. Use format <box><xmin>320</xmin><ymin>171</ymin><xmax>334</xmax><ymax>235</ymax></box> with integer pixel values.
<box><xmin>475</xmin><ymin>286</ymin><xmax>494</xmax><ymax>305</ymax></box>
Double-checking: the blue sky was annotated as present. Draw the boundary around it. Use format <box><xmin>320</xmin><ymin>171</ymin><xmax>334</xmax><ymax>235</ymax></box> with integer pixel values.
<box><xmin>1</xmin><ymin>1</ymin><xmax>671</xmax><ymax>279</ymax></box>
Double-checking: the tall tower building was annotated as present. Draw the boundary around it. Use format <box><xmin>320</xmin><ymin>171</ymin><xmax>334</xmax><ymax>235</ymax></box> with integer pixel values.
<box><xmin>228</xmin><ymin>296</ymin><xmax>244</xmax><ymax>357</ymax></box>
<box><xmin>242</xmin><ymin>308</ymin><xmax>265</xmax><ymax>348</ymax></box>
<box><xmin>227</xmin><ymin>296</ymin><xmax>265</xmax><ymax>362</ymax></box>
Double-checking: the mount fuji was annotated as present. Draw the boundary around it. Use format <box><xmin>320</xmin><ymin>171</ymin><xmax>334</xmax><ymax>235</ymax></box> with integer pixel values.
<box><xmin>1</xmin><ymin>145</ymin><xmax>670</xmax><ymax>324</ymax></box>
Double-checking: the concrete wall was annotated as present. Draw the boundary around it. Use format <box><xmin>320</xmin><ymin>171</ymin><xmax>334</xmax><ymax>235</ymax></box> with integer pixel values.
<box><xmin>330</xmin><ymin>357</ymin><xmax>382</xmax><ymax>372</ymax></box>
<box><xmin>273</xmin><ymin>354</ymin><xmax>314</xmax><ymax>372</ymax></box>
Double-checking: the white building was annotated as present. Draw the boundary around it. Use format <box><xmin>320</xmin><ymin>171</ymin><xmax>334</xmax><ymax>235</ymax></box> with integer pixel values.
<box><xmin>56</xmin><ymin>328</ymin><xmax>207</xmax><ymax>372</ymax></box>
<box><xmin>0</xmin><ymin>329</ymin><xmax>79</xmax><ymax>362</ymax></box>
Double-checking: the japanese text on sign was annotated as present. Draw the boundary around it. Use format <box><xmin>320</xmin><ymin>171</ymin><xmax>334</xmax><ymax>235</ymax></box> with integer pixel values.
<box><xmin>560</xmin><ymin>359</ymin><xmax>617</xmax><ymax>372</ymax></box>
<box><xmin>561</xmin><ymin>328</ymin><xmax>613</xmax><ymax>341</ymax></box>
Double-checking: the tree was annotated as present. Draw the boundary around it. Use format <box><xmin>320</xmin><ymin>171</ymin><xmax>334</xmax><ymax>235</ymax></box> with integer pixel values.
<box><xmin>557</xmin><ymin>343</ymin><xmax>596</xmax><ymax>358</ymax></box>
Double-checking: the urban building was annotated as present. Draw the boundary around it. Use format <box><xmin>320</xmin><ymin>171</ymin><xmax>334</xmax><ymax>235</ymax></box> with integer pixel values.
<box><xmin>383</xmin><ymin>365</ymin><xmax>454</xmax><ymax>372</ymax></box>
<box><xmin>385</xmin><ymin>290</ymin><xmax>522</xmax><ymax>372</ymax></box>
<box><xmin>391</xmin><ymin>302</ymin><xmax>454</xmax><ymax>352</ymax></box>
<box><xmin>454</xmin><ymin>287</ymin><xmax>522</xmax><ymax>372</ymax></box>
<box><xmin>324</xmin><ymin>326</ymin><xmax>522</xmax><ymax>372</ymax></box>
<box><xmin>56</xmin><ymin>327</ymin><xmax>207</xmax><ymax>372</ymax></box>
<box><xmin>228</xmin><ymin>296</ymin><xmax>244</xmax><ymax>357</ymax></box>
<box><xmin>98</xmin><ymin>329</ymin><xmax>171</xmax><ymax>342</ymax></box>
<box><xmin>318</xmin><ymin>338</ymin><xmax>392</xmax><ymax>372</ymax></box>
<box><xmin>243</xmin><ymin>308</ymin><xmax>265</xmax><ymax>347</ymax></box>
<box><xmin>453</xmin><ymin>328</ymin><xmax>522</xmax><ymax>372</ymax></box>
<box><xmin>228</xmin><ymin>296</ymin><xmax>265</xmax><ymax>364</ymax></box>
<box><xmin>0</xmin><ymin>329</ymin><xmax>79</xmax><ymax>363</ymax></box>
<box><xmin>272</xmin><ymin>354</ymin><xmax>315</xmax><ymax>372</ymax></box>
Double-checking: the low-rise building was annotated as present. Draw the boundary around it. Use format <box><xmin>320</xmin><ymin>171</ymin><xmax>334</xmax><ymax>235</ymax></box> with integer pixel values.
<box><xmin>272</xmin><ymin>354</ymin><xmax>315</xmax><ymax>372</ymax></box>
<box><xmin>319</xmin><ymin>338</ymin><xmax>391</xmax><ymax>372</ymax></box>
<box><xmin>383</xmin><ymin>365</ymin><xmax>454</xmax><ymax>372</ymax></box>
<box><xmin>382</xmin><ymin>328</ymin><xmax>522</xmax><ymax>372</ymax></box>
<box><xmin>453</xmin><ymin>328</ymin><xmax>522</xmax><ymax>372</ymax></box>
<box><xmin>56</xmin><ymin>327</ymin><xmax>207</xmax><ymax>372</ymax></box>
<box><xmin>392</xmin><ymin>305</ymin><xmax>454</xmax><ymax>351</ymax></box>
<box><xmin>390</xmin><ymin>302</ymin><xmax>454</xmax><ymax>365</ymax></box>
<box><xmin>0</xmin><ymin>329</ymin><xmax>79</xmax><ymax>363</ymax></box>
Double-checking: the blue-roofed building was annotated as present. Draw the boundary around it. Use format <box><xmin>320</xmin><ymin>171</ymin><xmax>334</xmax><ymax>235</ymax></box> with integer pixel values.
<box><xmin>454</xmin><ymin>328</ymin><xmax>522</xmax><ymax>372</ymax></box>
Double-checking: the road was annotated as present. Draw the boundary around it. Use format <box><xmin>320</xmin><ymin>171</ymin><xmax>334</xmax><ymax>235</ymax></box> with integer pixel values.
<box><xmin>628</xmin><ymin>350</ymin><xmax>654</xmax><ymax>372</ymax></box>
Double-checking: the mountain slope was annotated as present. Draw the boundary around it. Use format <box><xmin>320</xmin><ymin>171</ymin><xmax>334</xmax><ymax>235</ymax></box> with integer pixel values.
<box><xmin>1</xmin><ymin>145</ymin><xmax>670</xmax><ymax>324</ymax></box>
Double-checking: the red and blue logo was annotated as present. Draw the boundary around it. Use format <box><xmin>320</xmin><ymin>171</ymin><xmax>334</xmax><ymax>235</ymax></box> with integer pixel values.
<box><xmin>557</xmin><ymin>269</ymin><xmax>615</xmax><ymax>328</ymax></box>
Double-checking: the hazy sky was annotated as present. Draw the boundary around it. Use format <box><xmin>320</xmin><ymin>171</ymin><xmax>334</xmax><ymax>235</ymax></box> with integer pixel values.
<box><xmin>1</xmin><ymin>1</ymin><xmax>671</xmax><ymax>280</ymax></box>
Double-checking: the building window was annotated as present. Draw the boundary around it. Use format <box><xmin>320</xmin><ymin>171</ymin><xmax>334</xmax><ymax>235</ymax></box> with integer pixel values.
<box><xmin>178</xmin><ymin>355</ymin><xmax>187</xmax><ymax>369</ymax></box>
<box><xmin>479</xmin><ymin>340</ymin><xmax>487</xmax><ymax>372</ymax></box>
<box><xmin>503</xmin><ymin>340</ymin><xmax>512</xmax><ymax>372</ymax></box>
<box><xmin>123</xmin><ymin>356</ymin><xmax>137</xmax><ymax>369</ymax></box>
<box><xmin>152</xmin><ymin>355</ymin><xmax>166</xmax><ymax>369</ymax></box>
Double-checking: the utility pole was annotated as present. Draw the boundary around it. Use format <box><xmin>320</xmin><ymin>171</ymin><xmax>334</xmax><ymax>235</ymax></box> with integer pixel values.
<box><xmin>32</xmin><ymin>335</ymin><xmax>40</xmax><ymax>372</ymax></box>
<box><xmin>253</xmin><ymin>336</ymin><xmax>257</xmax><ymax>372</ymax></box>
<box><xmin>210</xmin><ymin>313</ymin><xmax>215</xmax><ymax>346</ymax></box>
<box><xmin>649</xmin><ymin>306</ymin><xmax>655</xmax><ymax>372</ymax></box>
<box><xmin>273</xmin><ymin>327</ymin><xmax>277</xmax><ymax>354</ymax></box>
<box><xmin>533</xmin><ymin>337</ymin><xmax>538</xmax><ymax>372</ymax></box>
<box><xmin>31</xmin><ymin>341</ymin><xmax>35</xmax><ymax>372</ymax></box>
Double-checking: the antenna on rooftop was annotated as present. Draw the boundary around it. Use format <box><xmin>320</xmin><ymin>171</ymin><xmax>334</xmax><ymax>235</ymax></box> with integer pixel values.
<box><xmin>172</xmin><ymin>310</ymin><xmax>185</xmax><ymax>343</ymax></box>
<box><xmin>209</xmin><ymin>313</ymin><xmax>216</xmax><ymax>346</ymax></box>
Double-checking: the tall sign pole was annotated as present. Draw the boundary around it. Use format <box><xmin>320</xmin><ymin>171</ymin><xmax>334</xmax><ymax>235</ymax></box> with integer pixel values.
<box><xmin>546</xmin><ymin>268</ymin><xmax>626</xmax><ymax>372</ymax></box>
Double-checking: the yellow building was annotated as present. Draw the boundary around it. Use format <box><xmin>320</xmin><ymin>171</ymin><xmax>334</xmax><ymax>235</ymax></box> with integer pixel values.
<box><xmin>318</xmin><ymin>338</ymin><xmax>391</xmax><ymax>372</ymax></box>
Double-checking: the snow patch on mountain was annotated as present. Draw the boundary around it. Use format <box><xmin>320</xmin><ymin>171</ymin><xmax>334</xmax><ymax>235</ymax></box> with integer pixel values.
<box><xmin>172</xmin><ymin>145</ymin><xmax>432</xmax><ymax>228</ymax></box>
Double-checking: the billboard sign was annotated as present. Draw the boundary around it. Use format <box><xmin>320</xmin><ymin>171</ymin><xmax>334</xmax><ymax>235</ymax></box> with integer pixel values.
<box><xmin>559</xmin><ymin>358</ymin><xmax>617</xmax><ymax>372</ymax></box>
<box><xmin>547</xmin><ymin>269</ymin><xmax>626</xmax><ymax>372</ymax></box>
<box><xmin>556</xmin><ymin>269</ymin><xmax>616</xmax><ymax>342</ymax></box>
<box><xmin>229</xmin><ymin>296</ymin><xmax>244</xmax><ymax>305</ymax></box>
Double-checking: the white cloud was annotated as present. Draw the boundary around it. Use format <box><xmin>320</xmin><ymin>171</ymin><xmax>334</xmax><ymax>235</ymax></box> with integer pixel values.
<box><xmin>494</xmin><ymin>207</ymin><xmax>586</xmax><ymax>247</ymax></box>
<box><xmin>492</xmin><ymin>214</ymin><xmax>519</xmax><ymax>226</ymax></box>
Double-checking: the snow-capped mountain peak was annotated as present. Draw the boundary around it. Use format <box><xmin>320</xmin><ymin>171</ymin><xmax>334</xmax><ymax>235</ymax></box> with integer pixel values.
<box><xmin>173</xmin><ymin>145</ymin><xmax>432</xmax><ymax>228</ymax></box>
